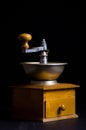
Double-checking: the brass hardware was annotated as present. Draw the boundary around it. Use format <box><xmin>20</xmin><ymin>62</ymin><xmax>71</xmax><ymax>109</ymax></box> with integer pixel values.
<box><xmin>57</xmin><ymin>104</ymin><xmax>65</xmax><ymax>115</ymax></box>
<box><xmin>60</xmin><ymin>104</ymin><xmax>65</xmax><ymax>111</ymax></box>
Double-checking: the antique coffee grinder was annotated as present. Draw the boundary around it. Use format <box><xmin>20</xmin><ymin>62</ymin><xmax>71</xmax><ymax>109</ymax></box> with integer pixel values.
<box><xmin>10</xmin><ymin>33</ymin><xmax>80</xmax><ymax>122</ymax></box>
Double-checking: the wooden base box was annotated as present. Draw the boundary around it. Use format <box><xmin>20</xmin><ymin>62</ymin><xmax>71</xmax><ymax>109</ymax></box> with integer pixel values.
<box><xmin>10</xmin><ymin>83</ymin><xmax>80</xmax><ymax>122</ymax></box>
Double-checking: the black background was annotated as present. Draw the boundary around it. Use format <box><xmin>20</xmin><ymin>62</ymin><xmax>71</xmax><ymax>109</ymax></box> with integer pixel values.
<box><xmin>0</xmin><ymin>7</ymin><xmax>80</xmax><ymax>85</ymax></box>
<box><xmin>0</xmin><ymin>1</ymin><xmax>83</xmax><ymax>130</ymax></box>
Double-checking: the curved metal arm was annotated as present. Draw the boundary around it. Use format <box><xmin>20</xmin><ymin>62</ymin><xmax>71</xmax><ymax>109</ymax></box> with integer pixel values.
<box><xmin>22</xmin><ymin>38</ymin><xmax>48</xmax><ymax>64</ymax></box>
<box><xmin>22</xmin><ymin>39</ymin><xmax>48</xmax><ymax>53</ymax></box>
<box><xmin>18</xmin><ymin>33</ymin><xmax>49</xmax><ymax>64</ymax></box>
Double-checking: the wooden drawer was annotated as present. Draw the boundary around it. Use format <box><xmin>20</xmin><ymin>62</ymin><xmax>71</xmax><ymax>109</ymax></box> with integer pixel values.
<box><xmin>46</xmin><ymin>97</ymin><xmax>75</xmax><ymax>118</ymax></box>
<box><xmin>44</xmin><ymin>89</ymin><xmax>75</xmax><ymax>118</ymax></box>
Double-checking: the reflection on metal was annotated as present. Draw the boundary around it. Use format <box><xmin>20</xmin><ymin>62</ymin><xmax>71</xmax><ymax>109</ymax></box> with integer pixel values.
<box><xmin>21</xmin><ymin>62</ymin><xmax>67</xmax><ymax>84</ymax></box>
<box><xmin>30</xmin><ymin>80</ymin><xmax>58</xmax><ymax>85</ymax></box>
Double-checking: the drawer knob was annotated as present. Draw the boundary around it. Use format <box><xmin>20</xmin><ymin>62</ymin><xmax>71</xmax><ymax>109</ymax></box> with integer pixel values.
<box><xmin>60</xmin><ymin>104</ymin><xmax>65</xmax><ymax>111</ymax></box>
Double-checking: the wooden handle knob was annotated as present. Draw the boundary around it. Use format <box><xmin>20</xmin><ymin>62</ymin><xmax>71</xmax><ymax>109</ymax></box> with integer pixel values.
<box><xmin>60</xmin><ymin>104</ymin><xmax>65</xmax><ymax>111</ymax></box>
<box><xmin>18</xmin><ymin>33</ymin><xmax>32</xmax><ymax>49</ymax></box>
